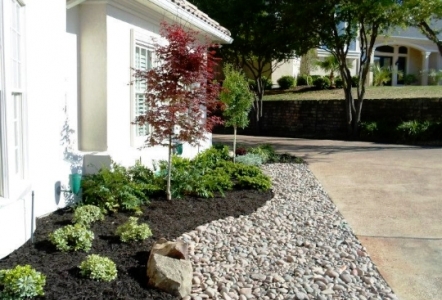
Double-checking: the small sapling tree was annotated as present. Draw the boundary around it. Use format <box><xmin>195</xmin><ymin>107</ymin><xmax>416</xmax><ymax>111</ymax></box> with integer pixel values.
<box><xmin>133</xmin><ymin>22</ymin><xmax>223</xmax><ymax>200</ymax></box>
<box><xmin>219</xmin><ymin>64</ymin><xmax>254</xmax><ymax>163</ymax></box>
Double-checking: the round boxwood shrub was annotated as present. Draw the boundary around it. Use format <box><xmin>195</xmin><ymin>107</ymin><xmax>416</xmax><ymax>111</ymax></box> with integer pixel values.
<box><xmin>73</xmin><ymin>205</ymin><xmax>105</xmax><ymax>227</ymax></box>
<box><xmin>277</xmin><ymin>75</ymin><xmax>296</xmax><ymax>89</ymax></box>
<box><xmin>297</xmin><ymin>74</ymin><xmax>312</xmax><ymax>86</ymax></box>
<box><xmin>0</xmin><ymin>265</ymin><xmax>46</xmax><ymax>299</ymax></box>
<box><xmin>313</xmin><ymin>76</ymin><xmax>331</xmax><ymax>90</ymax></box>
<box><xmin>79</xmin><ymin>255</ymin><xmax>117</xmax><ymax>282</ymax></box>
<box><xmin>49</xmin><ymin>224</ymin><xmax>94</xmax><ymax>252</ymax></box>
<box><xmin>116</xmin><ymin>217</ymin><xmax>153</xmax><ymax>243</ymax></box>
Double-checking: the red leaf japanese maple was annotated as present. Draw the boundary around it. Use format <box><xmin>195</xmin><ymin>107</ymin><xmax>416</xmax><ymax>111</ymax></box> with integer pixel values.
<box><xmin>133</xmin><ymin>22</ymin><xmax>223</xmax><ymax>200</ymax></box>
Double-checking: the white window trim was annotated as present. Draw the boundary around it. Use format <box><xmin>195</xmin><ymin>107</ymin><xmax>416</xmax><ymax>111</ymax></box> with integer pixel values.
<box><xmin>130</xmin><ymin>28</ymin><xmax>162</xmax><ymax>148</ymax></box>
<box><xmin>0</xmin><ymin>0</ymin><xmax>29</xmax><ymax>201</ymax></box>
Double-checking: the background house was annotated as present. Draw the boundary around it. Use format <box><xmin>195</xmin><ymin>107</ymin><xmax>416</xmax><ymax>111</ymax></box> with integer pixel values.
<box><xmin>0</xmin><ymin>0</ymin><xmax>231</xmax><ymax>259</ymax></box>
<box><xmin>272</xmin><ymin>25</ymin><xmax>442</xmax><ymax>86</ymax></box>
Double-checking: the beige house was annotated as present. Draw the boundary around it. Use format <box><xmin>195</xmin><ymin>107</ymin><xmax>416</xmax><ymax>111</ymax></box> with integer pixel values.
<box><xmin>272</xmin><ymin>26</ymin><xmax>442</xmax><ymax>86</ymax></box>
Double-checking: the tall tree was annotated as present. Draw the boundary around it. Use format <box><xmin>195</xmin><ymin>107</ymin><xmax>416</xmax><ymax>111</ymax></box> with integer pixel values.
<box><xmin>402</xmin><ymin>0</ymin><xmax>442</xmax><ymax>56</ymax></box>
<box><xmin>219</xmin><ymin>64</ymin><xmax>254</xmax><ymax>162</ymax></box>
<box><xmin>288</xmin><ymin>0</ymin><xmax>403</xmax><ymax>136</ymax></box>
<box><xmin>188</xmin><ymin>0</ymin><xmax>317</xmax><ymax>130</ymax></box>
<box><xmin>133</xmin><ymin>23</ymin><xmax>223</xmax><ymax>200</ymax></box>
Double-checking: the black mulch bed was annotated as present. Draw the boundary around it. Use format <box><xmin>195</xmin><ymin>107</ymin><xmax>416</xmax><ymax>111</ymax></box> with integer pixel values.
<box><xmin>0</xmin><ymin>189</ymin><xmax>273</xmax><ymax>300</ymax></box>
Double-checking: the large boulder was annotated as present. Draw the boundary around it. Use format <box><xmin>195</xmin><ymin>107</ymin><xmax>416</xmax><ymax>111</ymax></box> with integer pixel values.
<box><xmin>147</xmin><ymin>238</ymin><xmax>189</xmax><ymax>267</ymax></box>
<box><xmin>147</xmin><ymin>253</ymin><xmax>192</xmax><ymax>298</ymax></box>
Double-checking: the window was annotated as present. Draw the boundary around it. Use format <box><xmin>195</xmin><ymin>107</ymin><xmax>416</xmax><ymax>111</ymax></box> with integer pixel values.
<box><xmin>0</xmin><ymin>0</ymin><xmax>27</xmax><ymax>199</ymax></box>
<box><xmin>130</xmin><ymin>29</ymin><xmax>158</xmax><ymax>147</ymax></box>
<box><xmin>134</xmin><ymin>45</ymin><xmax>152</xmax><ymax>137</ymax></box>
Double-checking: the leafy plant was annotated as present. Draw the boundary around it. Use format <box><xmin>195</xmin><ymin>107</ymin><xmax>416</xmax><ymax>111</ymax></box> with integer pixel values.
<box><xmin>79</xmin><ymin>255</ymin><xmax>117</xmax><ymax>282</ymax></box>
<box><xmin>403</xmin><ymin>74</ymin><xmax>417</xmax><ymax>85</ymax></box>
<box><xmin>235</xmin><ymin>153</ymin><xmax>263</xmax><ymax>166</ymax></box>
<box><xmin>396</xmin><ymin>120</ymin><xmax>431</xmax><ymax>142</ymax></box>
<box><xmin>335</xmin><ymin>76</ymin><xmax>344</xmax><ymax>88</ymax></box>
<box><xmin>247</xmin><ymin>144</ymin><xmax>277</xmax><ymax>163</ymax></box>
<box><xmin>81</xmin><ymin>162</ymin><xmax>155</xmax><ymax>212</ymax></box>
<box><xmin>220</xmin><ymin>64</ymin><xmax>254</xmax><ymax>162</ymax></box>
<box><xmin>49</xmin><ymin>224</ymin><xmax>94</xmax><ymax>252</ymax></box>
<box><xmin>73</xmin><ymin>205</ymin><xmax>105</xmax><ymax>227</ymax></box>
<box><xmin>313</xmin><ymin>76</ymin><xmax>330</xmax><ymax>90</ymax></box>
<box><xmin>0</xmin><ymin>265</ymin><xmax>46</xmax><ymax>299</ymax></box>
<box><xmin>116</xmin><ymin>217</ymin><xmax>153</xmax><ymax>243</ymax></box>
<box><xmin>133</xmin><ymin>22</ymin><xmax>223</xmax><ymax>200</ymax></box>
<box><xmin>277</xmin><ymin>75</ymin><xmax>296</xmax><ymax>89</ymax></box>
<box><xmin>427</xmin><ymin>69</ymin><xmax>442</xmax><ymax>85</ymax></box>
<box><xmin>360</xmin><ymin>121</ymin><xmax>379</xmax><ymax>137</ymax></box>
<box><xmin>316</xmin><ymin>55</ymin><xmax>353</xmax><ymax>87</ymax></box>
<box><xmin>297</xmin><ymin>74</ymin><xmax>312</xmax><ymax>86</ymax></box>
<box><xmin>371</xmin><ymin>63</ymin><xmax>391</xmax><ymax>86</ymax></box>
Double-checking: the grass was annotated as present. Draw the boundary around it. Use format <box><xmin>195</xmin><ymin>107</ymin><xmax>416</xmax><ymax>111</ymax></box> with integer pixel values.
<box><xmin>262</xmin><ymin>86</ymin><xmax>442</xmax><ymax>101</ymax></box>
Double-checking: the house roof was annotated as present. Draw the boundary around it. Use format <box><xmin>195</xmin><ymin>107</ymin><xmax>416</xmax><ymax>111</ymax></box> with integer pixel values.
<box><xmin>169</xmin><ymin>0</ymin><xmax>230</xmax><ymax>37</ymax></box>
<box><xmin>66</xmin><ymin>0</ymin><xmax>232</xmax><ymax>43</ymax></box>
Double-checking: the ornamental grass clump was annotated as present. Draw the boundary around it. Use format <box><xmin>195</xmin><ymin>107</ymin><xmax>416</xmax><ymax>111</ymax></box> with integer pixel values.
<box><xmin>73</xmin><ymin>205</ymin><xmax>105</xmax><ymax>227</ymax></box>
<box><xmin>79</xmin><ymin>255</ymin><xmax>117</xmax><ymax>282</ymax></box>
<box><xmin>49</xmin><ymin>224</ymin><xmax>94</xmax><ymax>252</ymax></box>
<box><xmin>0</xmin><ymin>265</ymin><xmax>46</xmax><ymax>299</ymax></box>
<box><xmin>116</xmin><ymin>217</ymin><xmax>152</xmax><ymax>243</ymax></box>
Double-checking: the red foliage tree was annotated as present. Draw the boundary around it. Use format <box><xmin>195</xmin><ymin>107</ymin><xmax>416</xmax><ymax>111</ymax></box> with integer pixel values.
<box><xmin>134</xmin><ymin>22</ymin><xmax>223</xmax><ymax>200</ymax></box>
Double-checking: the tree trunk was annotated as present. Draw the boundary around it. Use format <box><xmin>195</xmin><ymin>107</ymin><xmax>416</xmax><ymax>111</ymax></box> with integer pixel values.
<box><xmin>233</xmin><ymin>126</ymin><xmax>237</xmax><ymax>163</ymax></box>
<box><xmin>166</xmin><ymin>135</ymin><xmax>172</xmax><ymax>201</ymax></box>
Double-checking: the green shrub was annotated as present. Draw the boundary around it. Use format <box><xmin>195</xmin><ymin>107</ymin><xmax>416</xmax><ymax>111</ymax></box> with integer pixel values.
<box><xmin>313</xmin><ymin>76</ymin><xmax>330</xmax><ymax>90</ymax></box>
<box><xmin>0</xmin><ymin>265</ymin><xmax>46</xmax><ymax>299</ymax></box>
<box><xmin>396</xmin><ymin>120</ymin><xmax>431</xmax><ymax>142</ymax></box>
<box><xmin>235</xmin><ymin>153</ymin><xmax>263</xmax><ymax>166</ymax></box>
<box><xmin>335</xmin><ymin>77</ymin><xmax>344</xmax><ymax>88</ymax></box>
<box><xmin>79</xmin><ymin>255</ymin><xmax>117</xmax><ymax>282</ymax></box>
<box><xmin>297</xmin><ymin>74</ymin><xmax>312</xmax><ymax>86</ymax></box>
<box><xmin>277</xmin><ymin>75</ymin><xmax>296</xmax><ymax>89</ymax></box>
<box><xmin>116</xmin><ymin>217</ymin><xmax>153</xmax><ymax>243</ymax></box>
<box><xmin>247</xmin><ymin>76</ymin><xmax>273</xmax><ymax>91</ymax></box>
<box><xmin>236</xmin><ymin>173</ymin><xmax>272</xmax><ymax>191</ymax></box>
<box><xmin>360</xmin><ymin>121</ymin><xmax>379</xmax><ymax>138</ymax></box>
<box><xmin>261</xmin><ymin>76</ymin><xmax>273</xmax><ymax>90</ymax></box>
<box><xmin>403</xmin><ymin>74</ymin><xmax>417</xmax><ymax>85</ymax></box>
<box><xmin>247</xmin><ymin>144</ymin><xmax>277</xmax><ymax>163</ymax></box>
<box><xmin>81</xmin><ymin>162</ymin><xmax>159</xmax><ymax>212</ymax></box>
<box><xmin>351</xmin><ymin>75</ymin><xmax>359</xmax><ymax>87</ymax></box>
<box><xmin>73</xmin><ymin>205</ymin><xmax>105</xmax><ymax>227</ymax></box>
<box><xmin>49</xmin><ymin>224</ymin><xmax>94</xmax><ymax>252</ymax></box>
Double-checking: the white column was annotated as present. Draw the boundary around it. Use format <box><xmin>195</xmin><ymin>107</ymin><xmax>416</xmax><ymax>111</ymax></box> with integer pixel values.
<box><xmin>421</xmin><ymin>51</ymin><xmax>431</xmax><ymax>85</ymax></box>
<box><xmin>392</xmin><ymin>46</ymin><xmax>399</xmax><ymax>86</ymax></box>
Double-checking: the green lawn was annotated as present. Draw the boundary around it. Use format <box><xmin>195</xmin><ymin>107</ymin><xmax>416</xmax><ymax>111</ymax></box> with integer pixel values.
<box><xmin>262</xmin><ymin>86</ymin><xmax>442</xmax><ymax>101</ymax></box>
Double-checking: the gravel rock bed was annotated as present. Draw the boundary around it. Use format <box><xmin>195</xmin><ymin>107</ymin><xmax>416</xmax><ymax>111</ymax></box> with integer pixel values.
<box><xmin>179</xmin><ymin>163</ymin><xmax>397</xmax><ymax>300</ymax></box>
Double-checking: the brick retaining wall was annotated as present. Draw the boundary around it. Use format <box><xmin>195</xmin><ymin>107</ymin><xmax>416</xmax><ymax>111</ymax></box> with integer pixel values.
<box><xmin>213</xmin><ymin>98</ymin><xmax>442</xmax><ymax>138</ymax></box>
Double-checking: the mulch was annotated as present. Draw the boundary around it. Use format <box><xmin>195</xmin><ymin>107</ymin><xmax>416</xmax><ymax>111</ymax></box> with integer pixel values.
<box><xmin>0</xmin><ymin>189</ymin><xmax>273</xmax><ymax>300</ymax></box>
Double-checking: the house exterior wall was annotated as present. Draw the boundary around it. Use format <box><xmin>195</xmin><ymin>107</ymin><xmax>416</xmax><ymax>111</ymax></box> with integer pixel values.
<box><xmin>0</xmin><ymin>0</ymin><xmax>73</xmax><ymax>259</ymax></box>
<box><xmin>0</xmin><ymin>0</ymin><xmax>225</xmax><ymax>260</ymax></box>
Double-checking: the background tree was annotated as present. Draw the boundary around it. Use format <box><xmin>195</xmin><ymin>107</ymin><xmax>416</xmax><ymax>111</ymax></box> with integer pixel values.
<box><xmin>134</xmin><ymin>22</ymin><xmax>223</xmax><ymax>200</ymax></box>
<box><xmin>219</xmin><ymin>64</ymin><xmax>254</xmax><ymax>162</ymax></box>
<box><xmin>188</xmin><ymin>0</ymin><xmax>317</xmax><ymax>131</ymax></box>
<box><xmin>288</xmin><ymin>0</ymin><xmax>403</xmax><ymax>136</ymax></box>
<box><xmin>316</xmin><ymin>55</ymin><xmax>353</xmax><ymax>87</ymax></box>
<box><xmin>402</xmin><ymin>0</ymin><xmax>442</xmax><ymax>56</ymax></box>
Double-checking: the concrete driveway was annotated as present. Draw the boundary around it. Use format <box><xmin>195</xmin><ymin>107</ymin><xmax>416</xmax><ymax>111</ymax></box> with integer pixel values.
<box><xmin>213</xmin><ymin>134</ymin><xmax>442</xmax><ymax>300</ymax></box>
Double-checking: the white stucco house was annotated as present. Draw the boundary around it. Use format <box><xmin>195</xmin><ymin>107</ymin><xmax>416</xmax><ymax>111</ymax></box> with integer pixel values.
<box><xmin>0</xmin><ymin>0</ymin><xmax>232</xmax><ymax>259</ymax></box>
<box><xmin>272</xmin><ymin>26</ymin><xmax>442</xmax><ymax>86</ymax></box>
